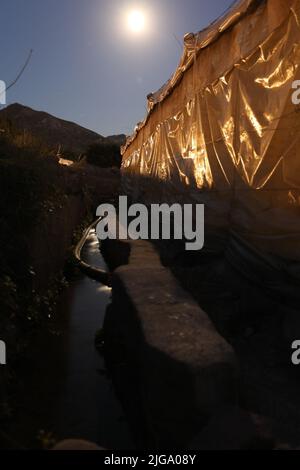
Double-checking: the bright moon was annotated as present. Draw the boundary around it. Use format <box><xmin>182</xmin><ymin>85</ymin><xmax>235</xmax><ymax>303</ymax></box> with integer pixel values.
<box><xmin>127</xmin><ymin>10</ymin><xmax>146</xmax><ymax>33</ymax></box>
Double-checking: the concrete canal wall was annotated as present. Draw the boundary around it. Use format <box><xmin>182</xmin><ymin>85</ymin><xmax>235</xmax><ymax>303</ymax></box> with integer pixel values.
<box><xmin>102</xmin><ymin>238</ymin><xmax>238</xmax><ymax>448</ymax></box>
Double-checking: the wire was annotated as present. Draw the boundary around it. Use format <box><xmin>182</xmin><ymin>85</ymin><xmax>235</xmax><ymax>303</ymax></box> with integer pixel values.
<box><xmin>0</xmin><ymin>49</ymin><xmax>33</xmax><ymax>99</ymax></box>
<box><xmin>172</xmin><ymin>33</ymin><xmax>183</xmax><ymax>52</ymax></box>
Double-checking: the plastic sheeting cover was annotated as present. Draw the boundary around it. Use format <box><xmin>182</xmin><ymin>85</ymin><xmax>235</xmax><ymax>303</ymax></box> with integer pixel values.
<box><xmin>121</xmin><ymin>0</ymin><xmax>300</xmax><ymax>263</ymax></box>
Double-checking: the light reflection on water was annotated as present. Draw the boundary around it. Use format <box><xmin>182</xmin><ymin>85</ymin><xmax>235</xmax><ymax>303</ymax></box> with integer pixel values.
<box><xmin>14</xmin><ymin>231</ymin><xmax>133</xmax><ymax>450</ymax></box>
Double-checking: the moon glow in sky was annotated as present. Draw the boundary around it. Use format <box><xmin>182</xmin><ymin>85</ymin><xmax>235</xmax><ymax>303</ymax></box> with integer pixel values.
<box><xmin>127</xmin><ymin>9</ymin><xmax>146</xmax><ymax>33</ymax></box>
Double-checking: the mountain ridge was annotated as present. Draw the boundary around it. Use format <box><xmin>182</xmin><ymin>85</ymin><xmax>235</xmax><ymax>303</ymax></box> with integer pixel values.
<box><xmin>0</xmin><ymin>103</ymin><xmax>126</xmax><ymax>154</ymax></box>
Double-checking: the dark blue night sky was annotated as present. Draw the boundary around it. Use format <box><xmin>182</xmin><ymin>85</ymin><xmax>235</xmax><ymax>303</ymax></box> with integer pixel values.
<box><xmin>0</xmin><ymin>0</ymin><xmax>234</xmax><ymax>135</ymax></box>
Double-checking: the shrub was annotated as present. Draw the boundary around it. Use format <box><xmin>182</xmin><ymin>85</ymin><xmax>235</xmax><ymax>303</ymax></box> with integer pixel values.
<box><xmin>86</xmin><ymin>142</ymin><xmax>121</xmax><ymax>168</ymax></box>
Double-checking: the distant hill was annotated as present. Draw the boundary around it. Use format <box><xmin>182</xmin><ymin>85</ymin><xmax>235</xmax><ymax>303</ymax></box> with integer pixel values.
<box><xmin>106</xmin><ymin>134</ymin><xmax>127</xmax><ymax>146</ymax></box>
<box><xmin>0</xmin><ymin>103</ymin><xmax>126</xmax><ymax>155</ymax></box>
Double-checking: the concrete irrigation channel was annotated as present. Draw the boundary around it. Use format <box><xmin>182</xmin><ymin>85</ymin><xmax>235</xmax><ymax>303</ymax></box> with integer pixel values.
<box><xmin>74</xmin><ymin>218</ymin><xmax>111</xmax><ymax>286</ymax></box>
<box><xmin>100</xmin><ymin>236</ymin><xmax>239</xmax><ymax>449</ymax></box>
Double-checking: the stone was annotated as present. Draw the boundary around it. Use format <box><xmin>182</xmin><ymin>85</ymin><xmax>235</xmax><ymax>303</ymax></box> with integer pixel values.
<box><xmin>105</xmin><ymin>238</ymin><xmax>238</xmax><ymax>447</ymax></box>
<box><xmin>52</xmin><ymin>439</ymin><xmax>103</xmax><ymax>450</ymax></box>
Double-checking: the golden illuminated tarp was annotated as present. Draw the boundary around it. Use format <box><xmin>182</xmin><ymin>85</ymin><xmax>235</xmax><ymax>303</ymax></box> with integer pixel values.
<box><xmin>121</xmin><ymin>0</ymin><xmax>300</xmax><ymax>262</ymax></box>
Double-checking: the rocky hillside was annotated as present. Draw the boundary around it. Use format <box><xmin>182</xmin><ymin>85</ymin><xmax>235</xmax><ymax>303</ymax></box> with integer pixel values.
<box><xmin>0</xmin><ymin>103</ymin><xmax>126</xmax><ymax>155</ymax></box>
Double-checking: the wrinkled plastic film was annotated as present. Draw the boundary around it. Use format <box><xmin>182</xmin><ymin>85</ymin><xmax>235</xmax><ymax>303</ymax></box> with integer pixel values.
<box><xmin>121</xmin><ymin>0</ymin><xmax>300</xmax><ymax>261</ymax></box>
